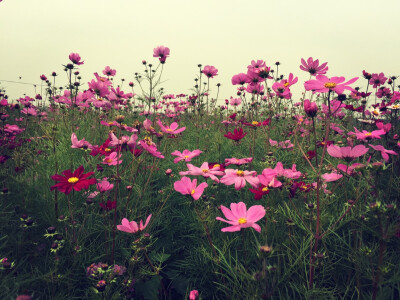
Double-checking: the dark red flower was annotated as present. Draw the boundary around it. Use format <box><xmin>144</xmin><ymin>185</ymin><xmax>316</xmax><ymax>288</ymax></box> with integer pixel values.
<box><xmin>50</xmin><ymin>165</ymin><xmax>96</xmax><ymax>194</ymax></box>
<box><xmin>249</xmin><ymin>185</ymin><xmax>270</xmax><ymax>200</ymax></box>
<box><xmin>99</xmin><ymin>200</ymin><xmax>117</xmax><ymax>211</ymax></box>
<box><xmin>224</xmin><ymin>128</ymin><xmax>247</xmax><ymax>141</ymax></box>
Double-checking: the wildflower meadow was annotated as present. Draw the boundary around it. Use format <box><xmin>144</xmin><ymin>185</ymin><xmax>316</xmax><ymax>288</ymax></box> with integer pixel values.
<box><xmin>1</xmin><ymin>47</ymin><xmax>400</xmax><ymax>300</ymax></box>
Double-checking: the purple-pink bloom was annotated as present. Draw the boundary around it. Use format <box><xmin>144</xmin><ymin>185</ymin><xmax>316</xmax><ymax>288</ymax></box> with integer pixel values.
<box><xmin>102</xmin><ymin>152</ymin><xmax>122</xmax><ymax>166</ymax></box>
<box><xmin>179</xmin><ymin>162</ymin><xmax>224</xmax><ymax>182</ymax></box>
<box><xmin>327</xmin><ymin>144</ymin><xmax>369</xmax><ymax>161</ymax></box>
<box><xmin>153</xmin><ymin>46</ymin><xmax>170</xmax><ymax>63</ymax></box>
<box><xmin>300</xmin><ymin>57</ymin><xmax>328</xmax><ymax>76</ymax></box>
<box><xmin>102</xmin><ymin>66</ymin><xmax>116</xmax><ymax>77</ymax></box>
<box><xmin>117</xmin><ymin>214</ymin><xmax>152</xmax><ymax>234</ymax></box>
<box><xmin>97</xmin><ymin>178</ymin><xmax>114</xmax><ymax>192</ymax></box>
<box><xmin>231</xmin><ymin>73</ymin><xmax>250</xmax><ymax>85</ymax></box>
<box><xmin>369</xmin><ymin>72</ymin><xmax>387</xmax><ymax>88</ymax></box>
<box><xmin>189</xmin><ymin>290</ymin><xmax>199</xmax><ymax>300</ymax></box>
<box><xmin>322</xmin><ymin>171</ymin><xmax>343</xmax><ymax>182</ymax></box>
<box><xmin>369</xmin><ymin>144</ymin><xmax>398</xmax><ymax>162</ymax></box>
<box><xmin>71</xmin><ymin>133</ymin><xmax>92</xmax><ymax>149</ymax></box>
<box><xmin>224</xmin><ymin>157</ymin><xmax>253</xmax><ymax>166</ymax></box>
<box><xmin>304</xmin><ymin>99</ymin><xmax>318</xmax><ymax>117</ymax></box>
<box><xmin>69</xmin><ymin>52</ymin><xmax>84</xmax><ymax>65</ymax></box>
<box><xmin>216</xmin><ymin>202</ymin><xmax>266</xmax><ymax>233</ymax></box>
<box><xmin>304</xmin><ymin>75</ymin><xmax>358</xmax><ymax>94</ymax></box>
<box><xmin>220</xmin><ymin>169</ymin><xmax>259</xmax><ymax>190</ymax></box>
<box><xmin>202</xmin><ymin>65</ymin><xmax>218</xmax><ymax>78</ymax></box>
<box><xmin>348</xmin><ymin>127</ymin><xmax>386</xmax><ymax>141</ymax></box>
<box><xmin>139</xmin><ymin>140</ymin><xmax>165</xmax><ymax>159</ymax></box>
<box><xmin>171</xmin><ymin>149</ymin><xmax>202</xmax><ymax>163</ymax></box>
<box><xmin>173</xmin><ymin>177</ymin><xmax>208</xmax><ymax>200</ymax></box>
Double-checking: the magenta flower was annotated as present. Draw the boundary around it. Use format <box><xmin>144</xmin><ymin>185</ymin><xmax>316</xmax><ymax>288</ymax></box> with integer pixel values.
<box><xmin>327</xmin><ymin>144</ymin><xmax>369</xmax><ymax>161</ymax></box>
<box><xmin>102</xmin><ymin>66</ymin><xmax>116</xmax><ymax>77</ymax></box>
<box><xmin>173</xmin><ymin>177</ymin><xmax>208</xmax><ymax>200</ymax></box>
<box><xmin>304</xmin><ymin>99</ymin><xmax>318</xmax><ymax>117</ymax></box>
<box><xmin>117</xmin><ymin>214</ymin><xmax>152</xmax><ymax>234</ymax></box>
<box><xmin>322</xmin><ymin>171</ymin><xmax>343</xmax><ymax>182</ymax></box>
<box><xmin>102</xmin><ymin>152</ymin><xmax>122</xmax><ymax>166</ymax></box>
<box><xmin>224</xmin><ymin>128</ymin><xmax>247</xmax><ymax>142</ymax></box>
<box><xmin>157</xmin><ymin>119</ymin><xmax>186</xmax><ymax>135</ymax></box>
<box><xmin>220</xmin><ymin>169</ymin><xmax>259</xmax><ymax>190</ymax></box>
<box><xmin>179</xmin><ymin>162</ymin><xmax>224</xmax><ymax>182</ymax></box>
<box><xmin>231</xmin><ymin>73</ymin><xmax>250</xmax><ymax>85</ymax></box>
<box><xmin>304</xmin><ymin>75</ymin><xmax>358</xmax><ymax>94</ymax></box>
<box><xmin>337</xmin><ymin>163</ymin><xmax>364</xmax><ymax>176</ymax></box>
<box><xmin>189</xmin><ymin>290</ymin><xmax>199</xmax><ymax>300</ymax></box>
<box><xmin>40</xmin><ymin>74</ymin><xmax>47</xmax><ymax>81</ymax></box>
<box><xmin>139</xmin><ymin>140</ymin><xmax>165</xmax><ymax>159</ymax></box>
<box><xmin>202</xmin><ymin>65</ymin><xmax>218</xmax><ymax>78</ymax></box>
<box><xmin>224</xmin><ymin>157</ymin><xmax>253</xmax><ymax>166</ymax></box>
<box><xmin>216</xmin><ymin>202</ymin><xmax>266</xmax><ymax>233</ymax></box>
<box><xmin>348</xmin><ymin>127</ymin><xmax>386</xmax><ymax>141</ymax></box>
<box><xmin>369</xmin><ymin>144</ymin><xmax>398</xmax><ymax>162</ymax></box>
<box><xmin>153</xmin><ymin>46</ymin><xmax>170</xmax><ymax>63</ymax></box>
<box><xmin>69</xmin><ymin>52</ymin><xmax>84</xmax><ymax>65</ymax></box>
<box><xmin>171</xmin><ymin>149</ymin><xmax>202</xmax><ymax>163</ymax></box>
<box><xmin>50</xmin><ymin>165</ymin><xmax>96</xmax><ymax>195</ymax></box>
<box><xmin>71</xmin><ymin>133</ymin><xmax>92</xmax><ymax>149</ymax></box>
<box><xmin>369</xmin><ymin>72</ymin><xmax>387</xmax><ymax>88</ymax></box>
<box><xmin>300</xmin><ymin>57</ymin><xmax>328</xmax><ymax>76</ymax></box>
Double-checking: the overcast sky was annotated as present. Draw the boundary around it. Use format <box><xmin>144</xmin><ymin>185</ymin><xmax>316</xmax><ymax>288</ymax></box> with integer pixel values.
<box><xmin>1</xmin><ymin>0</ymin><xmax>399</xmax><ymax>102</ymax></box>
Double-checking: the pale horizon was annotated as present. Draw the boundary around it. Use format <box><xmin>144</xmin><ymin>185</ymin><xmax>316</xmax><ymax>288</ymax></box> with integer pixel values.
<box><xmin>1</xmin><ymin>0</ymin><xmax>400</xmax><ymax>103</ymax></box>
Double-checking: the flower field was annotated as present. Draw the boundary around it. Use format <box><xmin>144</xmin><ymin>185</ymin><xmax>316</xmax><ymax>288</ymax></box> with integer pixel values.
<box><xmin>0</xmin><ymin>47</ymin><xmax>399</xmax><ymax>300</ymax></box>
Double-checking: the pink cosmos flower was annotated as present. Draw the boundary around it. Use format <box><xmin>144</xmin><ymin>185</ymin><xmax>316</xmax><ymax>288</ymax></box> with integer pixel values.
<box><xmin>229</xmin><ymin>98</ymin><xmax>242</xmax><ymax>106</ymax></box>
<box><xmin>348</xmin><ymin>127</ymin><xmax>386</xmax><ymax>141</ymax></box>
<box><xmin>337</xmin><ymin>163</ymin><xmax>364</xmax><ymax>176</ymax></box>
<box><xmin>179</xmin><ymin>162</ymin><xmax>224</xmax><ymax>182</ymax></box>
<box><xmin>153</xmin><ymin>46</ymin><xmax>170</xmax><ymax>63</ymax></box>
<box><xmin>189</xmin><ymin>290</ymin><xmax>199</xmax><ymax>300</ymax></box>
<box><xmin>273</xmin><ymin>162</ymin><xmax>302</xmax><ymax>179</ymax></box>
<box><xmin>369</xmin><ymin>144</ymin><xmax>398</xmax><ymax>162</ymax></box>
<box><xmin>157</xmin><ymin>119</ymin><xmax>186</xmax><ymax>135</ymax></box>
<box><xmin>88</xmin><ymin>79</ymin><xmax>109</xmax><ymax>97</ymax></box>
<box><xmin>173</xmin><ymin>177</ymin><xmax>208</xmax><ymax>200</ymax></box>
<box><xmin>69</xmin><ymin>53</ymin><xmax>84</xmax><ymax>65</ymax></box>
<box><xmin>216</xmin><ymin>202</ymin><xmax>266</xmax><ymax>233</ymax></box>
<box><xmin>327</xmin><ymin>144</ymin><xmax>369</xmax><ymax>161</ymax></box>
<box><xmin>102</xmin><ymin>66</ymin><xmax>116</xmax><ymax>77</ymax></box>
<box><xmin>202</xmin><ymin>65</ymin><xmax>218</xmax><ymax>78</ymax></box>
<box><xmin>117</xmin><ymin>214</ymin><xmax>152</xmax><ymax>234</ymax></box>
<box><xmin>220</xmin><ymin>169</ymin><xmax>259</xmax><ymax>190</ymax></box>
<box><xmin>109</xmin><ymin>133</ymin><xmax>138</xmax><ymax>147</ymax></box>
<box><xmin>231</xmin><ymin>73</ymin><xmax>250</xmax><ymax>85</ymax></box>
<box><xmin>322</xmin><ymin>171</ymin><xmax>343</xmax><ymax>182</ymax></box>
<box><xmin>97</xmin><ymin>178</ymin><xmax>114</xmax><ymax>192</ymax></box>
<box><xmin>369</xmin><ymin>72</ymin><xmax>387</xmax><ymax>88</ymax></box>
<box><xmin>304</xmin><ymin>75</ymin><xmax>358</xmax><ymax>94</ymax></box>
<box><xmin>304</xmin><ymin>99</ymin><xmax>318</xmax><ymax>117</ymax></box>
<box><xmin>102</xmin><ymin>152</ymin><xmax>122</xmax><ymax>166</ymax></box>
<box><xmin>71</xmin><ymin>133</ymin><xmax>92</xmax><ymax>149</ymax></box>
<box><xmin>375</xmin><ymin>121</ymin><xmax>391</xmax><ymax>133</ymax></box>
<box><xmin>171</xmin><ymin>149</ymin><xmax>202</xmax><ymax>163</ymax></box>
<box><xmin>300</xmin><ymin>57</ymin><xmax>328</xmax><ymax>76</ymax></box>
<box><xmin>224</xmin><ymin>157</ymin><xmax>253</xmax><ymax>166</ymax></box>
<box><xmin>139</xmin><ymin>140</ymin><xmax>165</xmax><ymax>159</ymax></box>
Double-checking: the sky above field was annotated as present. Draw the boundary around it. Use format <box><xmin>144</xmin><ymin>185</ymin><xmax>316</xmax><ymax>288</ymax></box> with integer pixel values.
<box><xmin>1</xmin><ymin>0</ymin><xmax>400</xmax><ymax>103</ymax></box>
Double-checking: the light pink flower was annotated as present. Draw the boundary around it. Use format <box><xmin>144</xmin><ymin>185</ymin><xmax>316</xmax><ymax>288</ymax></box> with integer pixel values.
<box><xmin>327</xmin><ymin>144</ymin><xmax>369</xmax><ymax>161</ymax></box>
<box><xmin>139</xmin><ymin>140</ymin><xmax>165</xmax><ymax>159</ymax></box>
<box><xmin>189</xmin><ymin>290</ymin><xmax>199</xmax><ymax>300</ymax></box>
<box><xmin>369</xmin><ymin>144</ymin><xmax>398</xmax><ymax>162</ymax></box>
<box><xmin>71</xmin><ymin>133</ymin><xmax>92</xmax><ymax>149</ymax></box>
<box><xmin>231</xmin><ymin>73</ymin><xmax>250</xmax><ymax>85</ymax></box>
<box><xmin>304</xmin><ymin>75</ymin><xmax>358</xmax><ymax>94</ymax></box>
<box><xmin>97</xmin><ymin>178</ymin><xmax>114</xmax><ymax>192</ymax></box>
<box><xmin>102</xmin><ymin>152</ymin><xmax>122</xmax><ymax>166</ymax></box>
<box><xmin>216</xmin><ymin>202</ymin><xmax>266</xmax><ymax>233</ymax></box>
<box><xmin>220</xmin><ymin>169</ymin><xmax>259</xmax><ymax>190</ymax></box>
<box><xmin>117</xmin><ymin>214</ymin><xmax>152</xmax><ymax>234</ymax></box>
<box><xmin>224</xmin><ymin>157</ymin><xmax>253</xmax><ymax>166</ymax></box>
<box><xmin>157</xmin><ymin>119</ymin><xmax>186</xmax><ymax>135</ymax></box>
<box><xmin>179</xmin><ymin>162</ymin><xmax>224</xmax><ymax>182</ymax></box>
<box><xmin>109</xmin><ymin>133</ymin><xmax>138</xmax><ymax>147</ymax></box>
<box><xmin>322</xmin><ymin>171</ymin><xmax>343</xmax><ymax>182</ymax></box>
<box><xmin>337</xmin><ymin>163</ymin><xmax>364</xmax><ymax>176</ymax></box>
<box><xmin>348</xmin><ymin>127</ymin><xmax>386</xmax><ymax>141</ymax></box>
<box><xmin>171</xmin><ymin>149</ymin><xmax>202</xmax><ymax>163</ymax></box>
<box><xmin>173</xmin><ymin>177</ymin><xmax>208</xmax><ymax>200</ymax></box>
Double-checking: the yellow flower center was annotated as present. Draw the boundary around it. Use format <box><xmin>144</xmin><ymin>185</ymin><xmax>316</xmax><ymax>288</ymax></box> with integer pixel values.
<box><xmin>284</xmin><ymin>82</ymin><xmax>290</xmax><ymax>87</ymax></box>
<box><xmin>252</xmin><ymin>121</ymin><xmax>259</xmax><ymax>126</ymax></box>
<box><xmin>262</xmin><ymin>187</ymin><xmax>269</xmax><ymax>192</ymax></box>
<box><xmin>105</xmin><ymin>148</ymin><xmax>111</xmax><ymax>152</ymax></box>
<box><xmin>236</xmin><ymin>170</ymin><xmax>244</xmax><ymax>177</ymax></box>
<box><xmin>365</xmin><ymin>132</ymin><xmax>372</xmax><ymax>136</ymax></box>
<box><xmin>191</xmin><ymin>189</ymin><xmax>195</xmax><ymax>195</ymax></box>
<box><xmin>166</xmin><ymin>128</ymin><xmax>173</xmax><ymax>132</ymax></box>
<box><xmin>68</xmin><ymin>177</ymin><xmax>79</xmax><ymax>183</ymax></box>
<box><xmin>372</xmin><ymin>110</ymin><xmax>380</xmax><ymax>116</ymax></box>
<box><xmin>202</xmin><ymin>169</ymin><xmax>209</xmax><ymax>173</ymax></box>
<box><xmin>324</xmin><ymin>82</ymin><xmax>337</xmax><ymax>89</ymax></box>
<box><xmin>184</xmin><ymin>155</ymin><xmax>189</xmax><ymax>159</ymax></box>
<box><xmin>299</xmin><ymin>118</ymin><xmax>304</xmax><ymax>122</ymax></box>
<box><xmin>238</xmin><ymin>218</ymin><xmax>247</xmax><ymax>224</ymax></box>
<box><xmin>105</xmin><ymin>158</ymin><xmax>113</xmax><ymax>163</ymax></box>
<box><xmin>213</xmin><ymin>164</ymin><xmax>220</xmax><ymax>169</ymax></box>
<box><xmin>108</xmin><ymin>121</ymin><xmax>114</xmax><ymax>125</ymax></box>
